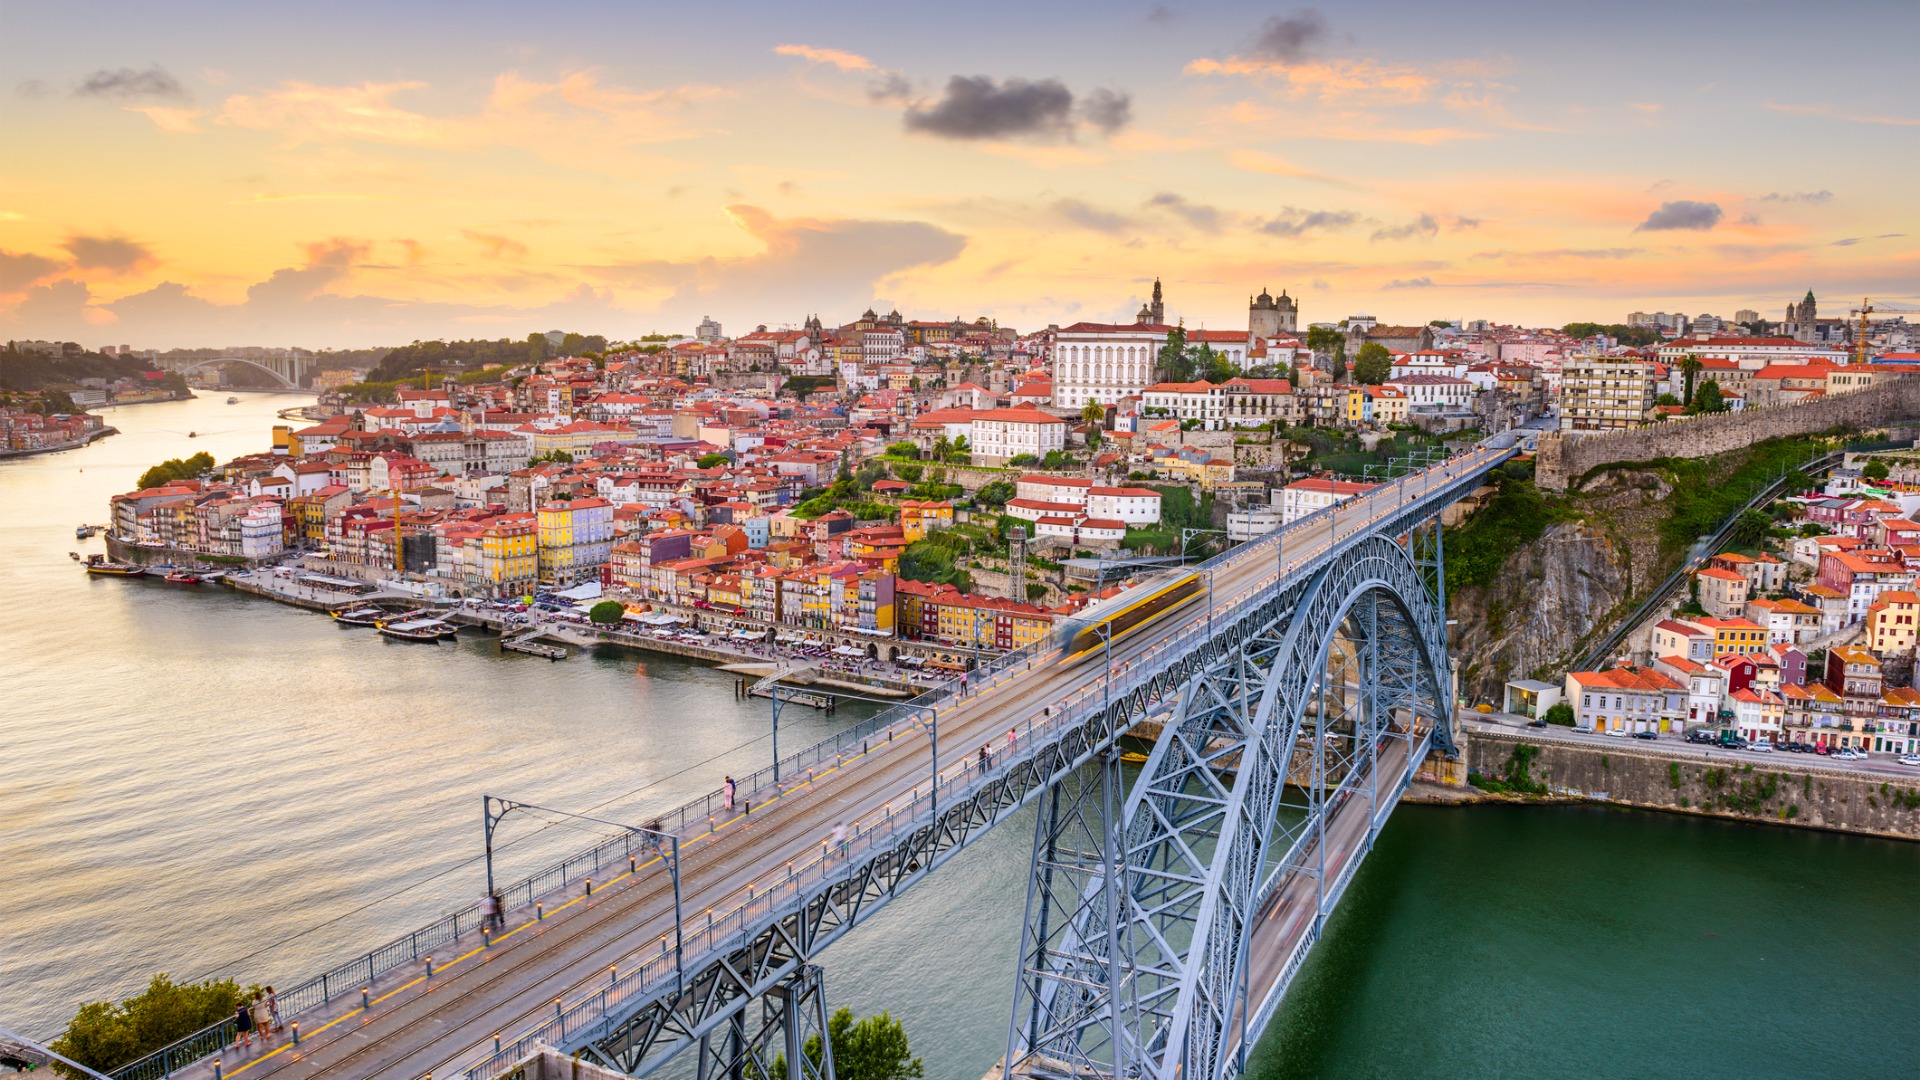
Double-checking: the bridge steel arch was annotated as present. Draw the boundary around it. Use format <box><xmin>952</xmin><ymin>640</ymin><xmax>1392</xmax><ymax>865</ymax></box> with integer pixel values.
<box><xmin>1006</xmin><ymin>528</ymin><xmax>1452</xmax><ymax>1080</ymax></box>
<box><xmin>166</xmin><ymin>357</ymin><xmax>303</xmax><ymax>388</ymax></box>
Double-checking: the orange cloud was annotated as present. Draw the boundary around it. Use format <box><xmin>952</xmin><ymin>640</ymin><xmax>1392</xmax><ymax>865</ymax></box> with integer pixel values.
<box><xmin>217</xmin><ymin>71</ymin><xmax>726</xmax><ymax>154</ymax></box>
<box><xmin>773</xmin><ymin>45</ymin><xmax>875</xmax><ymax>72</ymax></box>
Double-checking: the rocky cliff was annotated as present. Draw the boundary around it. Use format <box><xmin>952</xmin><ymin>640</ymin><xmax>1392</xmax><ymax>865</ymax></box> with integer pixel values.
<box><xmin>1449</xmin><ymin>468</ymin><xmax>1676</xmax><ymax>702</ymax></box>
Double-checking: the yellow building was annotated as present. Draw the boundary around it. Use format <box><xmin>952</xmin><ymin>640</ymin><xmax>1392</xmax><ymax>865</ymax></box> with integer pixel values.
<box><xmin>1699</xmin><ymin>617</ymin><xmax>1768</xmax><ymax>657</ymax></box>
<box><xmin>481</xmin><ymin>515</ymin><xmax>538</xmax><ymax>597</ymax></box>
<box><xmin>1346</xmin><ymin>387</ymin><xmax>1365</xmax><ymax>426</ymax></box>
<box><xmin>900</xmin><ymin>500</ymin><xmax>953</xmax><ymax>542</ymax></box>
<box><xmin>1864</xmin><ymin>590</ymin><xmax>1920</xmax><ymax>657</ymax></box>
<box><xmin>1159</xmin><ymin>455</ymin><xmax>1236</xmax><ymax>491</ymax></box>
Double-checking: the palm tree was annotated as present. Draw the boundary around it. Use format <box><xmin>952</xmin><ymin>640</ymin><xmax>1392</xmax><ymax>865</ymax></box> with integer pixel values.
<box><xmin>1679</xmin><ymin>354</ymin><xmax>1702</xmax><ymax>407</ymax></box>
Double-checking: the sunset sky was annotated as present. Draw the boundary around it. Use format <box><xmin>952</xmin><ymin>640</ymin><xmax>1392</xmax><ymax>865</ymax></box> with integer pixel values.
<box><xmin>3</xmin><ymin>0</ymin><xmax>1915</xmax><ymax>349</ymax></box>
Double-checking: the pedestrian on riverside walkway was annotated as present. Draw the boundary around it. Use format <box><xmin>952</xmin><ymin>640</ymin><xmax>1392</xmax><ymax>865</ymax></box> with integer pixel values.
<box><xmin>724</xmin><ymin>776</ymin><xmax>736</xmax><ymax>812</ymax></box>
<box><xmin>483</xmin><ymin>892</ymin><xmax>503</xmax><ymax>933</ymax></box>
<box><xmin>265</xmin><ymin>987</ymin><xmax>280</xmax><ymax>1033</ymax></box>
<box><xmin>233</xmin><ymin>999</ymin><xmax>254</xmax><ymax>1050</ymax></box>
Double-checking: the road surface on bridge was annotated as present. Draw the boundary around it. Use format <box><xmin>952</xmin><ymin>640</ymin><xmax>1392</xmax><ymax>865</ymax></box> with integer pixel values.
<box><xmin>188</xmin><ymin>447</ymin><xmax>1503</xmax><ymax>1080</ymax></box>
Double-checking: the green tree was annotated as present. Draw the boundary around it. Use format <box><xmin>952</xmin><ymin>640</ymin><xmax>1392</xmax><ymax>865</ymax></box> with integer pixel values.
<box><xmin>1863</xmin><ymin>460</ymin><xmax>1891</xmax><ymax>481</ymax></box>
<box><xmin>768</xmin><ymin>1009</ymin><xmax>924</xmax><ymax>1080</ymax></box>
<box><xmin>1081</xmin><ymin>399</ymin><xmax>1106</xmax><ymax>428</ymax></box>
<box><xmin>1731</xmin><ymin>508</ymin><xmax>1771</xmax><ymax>547</ymax></box>
<box><xmin>1542</xmin><ymin>702</ymin><xmax>1575</xmax><ymax>726</ymax></box>
<box><xmin>1306</xmin><ymin>326</ymin><xmax>1347</xmax><ymax>377</ymax></box>
<box><xmin>1678</xmin><ymin>354</ymin><xmax>1702</xmax><ymax>406</ymax></box>
<box><xmin>1686</xmin><ymin>379</ymin><xmax>1728</xmax><ymax>415</ymax></box>
<box><xmin>135</xmin><ymin>451</ymin><xmax>216</xmax><ymax>489</ymax></box>
<box><xmin>975</xmin><ymin>479</ymin><xmax>1015</xmax><ymax>506</ymax></box>
<box><xmin>588</xmin><ymin>600</ymin><xmax>626</xmax><ymax>625</ymax></box>
<box><xmin>1006</xmin><ymin>454</ymin><xmax>1039</xmax><ymax>468</ymax></box>
<box><xmin>1349</xmin><ymin>341</ymin><xmax>1393</xmax><ymax>385</ymax></box>
<box><xmin>886</xmin><ymin>440</ymin><xmax>919</xmax><ymax>459</ymax></box>
<box><xmin>1655</xmin><ymin>392</ymin><xmax>1681</xmax><ymax>407</ymax></box>
<box><xmin>1198</xmin><ymin>343</ymin><xmax>1241</xmax><ymax>384</ymax></box>
<box><xmin>892</xmin><ymin>462</ymin><xmax>923</xmax><ymax>483</ymax></box>
<box><xmin>696</xmin><ymin>452</ymin><xmax>731</xmax><ymax>469</ymax></box>
<box><xmin>52</xmin><ymin>974</ymin><xmax>250</xmax><ymax>1074</ymax></box>
<box><xmin>1156</xmin><ymin>325</ymin><xmax>1193</xmax><ymax>383</ymax></box>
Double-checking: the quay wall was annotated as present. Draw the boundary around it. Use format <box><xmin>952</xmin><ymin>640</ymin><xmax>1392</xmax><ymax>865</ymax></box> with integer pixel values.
<box><xmin>105</xmin><ymin>534</ymin><xmax>263</xmax><ymax>569</ymax></box>
<box><xmin>1445</xmin><ymin>728</ymin><xmax>1920</xmax><ymax>841</ymax></box>
<box><xmin>1534</xmin><ymin>378</ymin><xmax>1920</xmax><ymax>490</ymax></box>
<box><xmin>0</xmin><ymin>424</ymin><xmax>117</xmax><ymax>459</ymax></box>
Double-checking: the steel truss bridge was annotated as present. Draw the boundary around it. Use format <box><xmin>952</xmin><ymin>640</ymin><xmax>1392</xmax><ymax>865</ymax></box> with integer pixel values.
<box><xmin>155</xmin><ymin>354</ymin><xmax>318</xmax><ymax>389</ymax></box>
<box><xmin>112</xmin><ymin>444</ymin><xmax>1513</xmax><ymax>1080</ymax></box>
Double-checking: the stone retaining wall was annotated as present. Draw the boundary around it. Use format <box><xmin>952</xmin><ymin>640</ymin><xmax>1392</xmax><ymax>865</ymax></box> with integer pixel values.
<box><xmin>1535</xmin><ymin>378</ymin><xmax>1920</xmax><ymax>490</ymax></box>
<box><xmin>1465</xmin><ymin>728</ymin><xmax>1920</xmax><ymax>840</ymax></box>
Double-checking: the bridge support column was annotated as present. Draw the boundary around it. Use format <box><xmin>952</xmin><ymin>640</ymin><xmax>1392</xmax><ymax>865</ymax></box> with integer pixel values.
<box><xmin>1004</xmin><ymin>750</ymin><xmax>1130</xmax><ymax>1080</ymax></box>
<box><xmin>690</xmin><ymin>965</ymin><xmax>835</xmax><ymax>1080</ymax></box>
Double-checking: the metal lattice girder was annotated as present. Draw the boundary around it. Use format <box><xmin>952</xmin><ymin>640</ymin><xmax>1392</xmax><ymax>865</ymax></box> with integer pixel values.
<box><xmin>1008</xmin><ymin>532</ymin><xmax>1455</xmax><ymax>1080</ymax></box>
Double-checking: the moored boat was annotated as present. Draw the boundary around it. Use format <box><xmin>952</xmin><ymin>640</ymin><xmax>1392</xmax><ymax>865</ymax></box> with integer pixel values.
<box><xmin>379</xmin><ymin>618</ymin><xmax>448</xmax><ymax>643</ymax></box>
<box><xmin>331</xmin><ymin>606</ymin><xmax>386</xmax><ymax>626</ymax></box>
<box><xmin>83</xmin><ymin>554</ymin><xmax>145</xmax><ymax>577</ymax></box>
<box><xmin>164</xmin><ymin>570</ymin><xmax>204</xmax><ymax>584</ymax></box>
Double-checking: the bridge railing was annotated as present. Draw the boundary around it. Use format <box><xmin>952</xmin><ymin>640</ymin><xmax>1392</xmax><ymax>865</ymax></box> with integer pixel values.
<box><xmin>108</xmin><ymin>831</ymin><xmax>650</xmax><ymax>1080</ymax></box>
<box><xmin>460</xmin><ymin>589</ymin><xmax>1249</xmax><ymax>1079</ymax></box>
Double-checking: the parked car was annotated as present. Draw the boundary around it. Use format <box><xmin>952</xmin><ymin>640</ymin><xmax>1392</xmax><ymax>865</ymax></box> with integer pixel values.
<box><xmin>1814</xmin><ymin>744</ymin><xmax>1832</xmax><ymax>755</ymax></box>
<box><xmin>1747</xmin><ymin>741</ymin><xmax>1773</xmax><ymax>753</ymax></box>
<box><xmin>1604</xmin><ymin>728</ymin><xmax>1628</xmax><ymax>738</ymax></box>
<box><xmin>1632</xmin><ymin>730</ymin><xmax>1659</xmax><ymax>741</ymax></box>
<box><xmin>1898</xmin><ymin>754</ymin><xmax>1920</xmax><ymax>766</ymax></box>
<box><xmin>1526</xmin><ymin>719</ymin><xmax>1548</xmax><ymax>729</ymax></box>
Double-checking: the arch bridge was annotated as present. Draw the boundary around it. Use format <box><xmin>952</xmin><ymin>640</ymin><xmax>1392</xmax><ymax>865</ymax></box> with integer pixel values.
<box><xmin>105</xmin><ymin>443</ymin><xmax>1515</xmax><ymax>1080</ymax></box>
<box><xmin>156</xmin><ymin>354</ymin><xmax>316</xmax><ymax>389</ymax></box>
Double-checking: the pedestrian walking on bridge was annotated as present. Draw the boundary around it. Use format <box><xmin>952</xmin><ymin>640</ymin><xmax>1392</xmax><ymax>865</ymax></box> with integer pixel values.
<box><xmin>724</xmin><ymin>775</ymin><xmax>736</xmax><ymax>812</ymax></box>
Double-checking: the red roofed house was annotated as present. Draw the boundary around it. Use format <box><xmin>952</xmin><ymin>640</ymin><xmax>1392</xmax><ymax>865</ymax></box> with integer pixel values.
<box><xmin>1565</xmin><ymin>666</ymin><xmax>1686</xmax><ymax>734</ymax></box>
<box><xmin>1694</xmin><ymin>566</ymin><xmax>1750</xmax><ymax>618</ymax></box>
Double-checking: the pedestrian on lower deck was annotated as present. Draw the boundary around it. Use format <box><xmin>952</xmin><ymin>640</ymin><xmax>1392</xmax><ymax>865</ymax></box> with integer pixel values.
<box><xmin>233</xmin><ymin>999</ymin><xmax>254</xmax><ymax>1049</ymax></box>
<box><xmin>724</xmin><ymin>775</ymin><xmax>736</xmax><ymax>812</ymax></box>
<box><xmin>265</xmin><ymin>986</ymin><xmax>280</xmax><ymax>1033</ymax></box>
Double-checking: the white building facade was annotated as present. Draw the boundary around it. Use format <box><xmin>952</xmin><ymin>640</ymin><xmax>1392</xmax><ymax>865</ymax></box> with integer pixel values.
<box><xmin>1052</xmin><ymin>322</ymin><xmax>1171</xmax><ymax>409</ymax></box>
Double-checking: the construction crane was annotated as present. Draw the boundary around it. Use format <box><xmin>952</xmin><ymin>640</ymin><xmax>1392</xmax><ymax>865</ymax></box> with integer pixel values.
<box><xmin>1849</xmin><ymin>298</ymin><xmax>1875</xmax><ymax>365</ymax></box>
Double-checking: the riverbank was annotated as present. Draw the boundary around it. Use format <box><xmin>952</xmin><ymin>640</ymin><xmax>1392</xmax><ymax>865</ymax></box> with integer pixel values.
<box><xmin>204</xmin><ymin>564</ymin><xmax>938</xmax><ymax>695</ymax></box>
<box><xmin>1409</xmin><ymin>721</ymin><xmax>1920</xmax><ymax>841</ymax></box>
<box><xmin>0</xmin><ymin>424</ymin><xmax>117</xmax><ymax>460</ymax></box>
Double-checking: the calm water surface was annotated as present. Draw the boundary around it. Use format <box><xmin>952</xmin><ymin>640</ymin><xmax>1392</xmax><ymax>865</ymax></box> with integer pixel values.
<box><xmin>3</xmin><ymin>395</ymin><xmax>1915</xmax><ymax>1080</ymax></box>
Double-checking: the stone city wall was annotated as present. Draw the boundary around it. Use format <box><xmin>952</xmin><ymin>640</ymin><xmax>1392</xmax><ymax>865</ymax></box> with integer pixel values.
<box><xmin>1464</xmin><ymin>728</ymin><xmax>1920</xmax><ymax>840</ymax></box>
<box><xmin>1535</xmin><ymin>377</ymin><xmax>1920</xmax><ymax>490</ymax></box>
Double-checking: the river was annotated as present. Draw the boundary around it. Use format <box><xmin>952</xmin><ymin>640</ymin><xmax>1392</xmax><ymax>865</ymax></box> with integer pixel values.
<box><xmin>3</xmin><ymin>394</ymin><xmax>1915</xmax><ymax>1079</ymax></box>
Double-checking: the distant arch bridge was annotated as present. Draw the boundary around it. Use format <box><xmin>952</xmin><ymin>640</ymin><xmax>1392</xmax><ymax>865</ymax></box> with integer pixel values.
<box><xmin>156</xmin><ymin>354</ymin><xmax>316</xmax><ymax>389</ymax></box>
